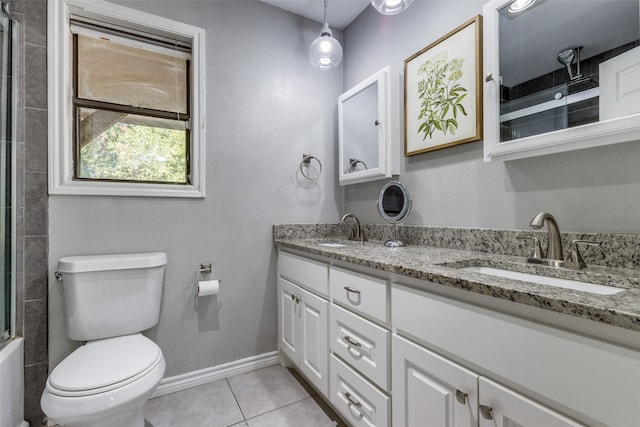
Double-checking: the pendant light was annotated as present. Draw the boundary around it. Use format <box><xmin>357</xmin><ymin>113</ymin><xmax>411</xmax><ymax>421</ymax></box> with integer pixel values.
<box><xmin>309</xmin><ymin>0</ymin><xmax>342</xmax><ymax>71</ymax></box>
<box><xmin>371</xmin><ymin>0</ymin><xmax>414</xmax><ymax>15</ymax></box>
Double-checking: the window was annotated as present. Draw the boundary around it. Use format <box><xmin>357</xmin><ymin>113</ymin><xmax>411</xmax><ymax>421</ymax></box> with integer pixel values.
<box><xmin>49</xmin><ymin>0</ymin><xmax>206</xmax><ymax>197</ymax></box>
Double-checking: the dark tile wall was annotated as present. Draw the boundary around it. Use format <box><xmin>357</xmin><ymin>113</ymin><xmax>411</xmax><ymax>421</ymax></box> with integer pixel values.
<box><xmin>11</xmin><ymin>0</ymin><xmax>48</xmax><ymax>425</ymax></box>
<box><xmin>500</xmin><ymin>41</ymin><xmax>640</xmax><ymax>142</ymax></box>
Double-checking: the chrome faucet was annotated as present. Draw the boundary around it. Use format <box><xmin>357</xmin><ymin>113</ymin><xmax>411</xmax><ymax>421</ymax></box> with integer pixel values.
<box><xmin>529</xmin><ymin>212</ymin><xmax>563</xmax><ymax>262</ymax></box>
<box><xmin>341</xmin><ymin>213</ymin><xmax>367</xmax><ymax>242</ymax></box>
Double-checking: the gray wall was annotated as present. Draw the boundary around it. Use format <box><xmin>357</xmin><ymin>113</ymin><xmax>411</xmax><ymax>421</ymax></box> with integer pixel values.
<box><xmin>343</xmin><ymin>1</ymin><xmax>640</xmax><ymax>234</ymax></box>
<box><xmin>48</xmin><ymin>1</ymin><xmax>344</xmax><ymax>375</ymax></box>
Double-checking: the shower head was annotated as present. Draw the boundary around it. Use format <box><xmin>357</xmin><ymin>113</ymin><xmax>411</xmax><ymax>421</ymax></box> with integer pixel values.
<box><xmin>558</xmin><ymin>48</ymin><xmax>577</xmax><ymax>80</ymax></box>
<box><xmin>557</xmin><ymin>49</ymin><xmax>576</xmax><ymax>67</ymax></box>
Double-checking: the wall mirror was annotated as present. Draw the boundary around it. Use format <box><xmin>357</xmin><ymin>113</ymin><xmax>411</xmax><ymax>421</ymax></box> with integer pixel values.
<box><xmin>483</xmin><ymin>0</ymin><xmax>640</xmax><ymax>161</ymax></box>
<box><xmin>339</xmin><ymin>66</ymin><xmax>397</xmax><ymax>185</ymax></box>
<box><xmin>377</xmin><ymin>181</ymin><xmax>412</xmax><ymax>247</ymax></box>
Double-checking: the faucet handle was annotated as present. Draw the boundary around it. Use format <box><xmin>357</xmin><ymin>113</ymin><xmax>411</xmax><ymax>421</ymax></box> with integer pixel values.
<box><xmin>564</xmin><ymin>240</ymin><xmax>601</xmax><ymax>269</ymax></box>
<box><xmin>517</xmin><ymin>235</ymin><xmax>544</xmax><ymax>260</ymax></box>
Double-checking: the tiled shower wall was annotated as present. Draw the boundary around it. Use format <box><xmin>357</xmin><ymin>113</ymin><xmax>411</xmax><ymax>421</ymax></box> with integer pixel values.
<box><xmin>12</xmin><ymin>0</ymin><xmax>48</xmax><ymax>425</ymax></box>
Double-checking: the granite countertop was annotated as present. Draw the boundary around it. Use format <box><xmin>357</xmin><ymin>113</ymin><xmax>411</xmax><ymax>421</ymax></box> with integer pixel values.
<box><xmin>275</xmin><ymin>237</ymin><xmax>640</xmax><ymax>332</ymax></box>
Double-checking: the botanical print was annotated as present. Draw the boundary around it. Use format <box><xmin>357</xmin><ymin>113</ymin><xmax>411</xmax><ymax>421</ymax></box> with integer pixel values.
<box><xmin>417</xmin><ymin>51</ymin><xmax>467</xmax><ymax>140</ymax></box>
<box><xmin>404</xmin><ymin>16</ymin><xmax>482</xmax><ymax>156</ymax></box>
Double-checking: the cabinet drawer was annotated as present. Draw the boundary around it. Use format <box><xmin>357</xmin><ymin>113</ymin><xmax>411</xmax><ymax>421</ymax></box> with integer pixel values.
<box><xmin>330</xmin><ymin>267</ymin><xmax>388</xmax><ymax>322</ymax></box>
<box><xmin>278</xmin><ymin>251</ymin><xmax>328</xmax><ymax>297</ymax></box>
<box><xmin>330</xmin><ymin>304</ymin><xmax>390</xmax><ymax>391</ymax></box>
<box><xmin>330</xmin><ymin>354</ymin><xmax>390</xmax><ymax>427</ymax></box>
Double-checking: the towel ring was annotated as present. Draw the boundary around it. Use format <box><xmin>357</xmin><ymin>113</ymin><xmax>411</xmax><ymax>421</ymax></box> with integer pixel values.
<box><xmin>300</xmin><ymin>154</ymin><xmax>322</xmax><ymax>181</ymax></box>
<box><xmin>348</xmin><ymin>158</ymin><xmax>368</xmax><ymax>173</ymax></box>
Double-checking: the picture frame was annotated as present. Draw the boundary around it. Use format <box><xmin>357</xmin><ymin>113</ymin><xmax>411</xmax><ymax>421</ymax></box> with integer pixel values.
<box><xmin>404</xmin><ymin>15</ymin><xmax>483</xmax><ymax>156</ymax></box>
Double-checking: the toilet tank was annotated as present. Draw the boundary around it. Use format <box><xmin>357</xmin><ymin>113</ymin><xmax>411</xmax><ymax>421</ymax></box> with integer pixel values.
<box><xmin>56</xmin><ymin>252</ymin><xmax>168</xmax><ymax>341</ymax></box>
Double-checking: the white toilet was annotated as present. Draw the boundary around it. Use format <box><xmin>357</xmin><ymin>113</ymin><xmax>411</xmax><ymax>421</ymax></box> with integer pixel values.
<box><xmin>41</xmin><ymin>252</ymin><xmax>168</xmax><ymax>427</ymax></box>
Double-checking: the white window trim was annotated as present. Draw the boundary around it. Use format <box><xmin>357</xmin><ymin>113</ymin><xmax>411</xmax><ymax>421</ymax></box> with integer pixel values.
<box><xmin>48</xmin><ymin>0</ymin><xmax>206</xmax><ymax>198</ymax></box>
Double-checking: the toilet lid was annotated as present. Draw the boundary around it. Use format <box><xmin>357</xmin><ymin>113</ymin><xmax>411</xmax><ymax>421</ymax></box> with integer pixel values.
<box><xmin>49</xmin><ymin>334</ymin><xmax>162</xmax><ymax>393</ymax></box>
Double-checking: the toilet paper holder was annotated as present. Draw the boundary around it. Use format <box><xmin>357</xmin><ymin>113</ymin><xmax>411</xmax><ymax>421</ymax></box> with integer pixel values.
<box><xmin>194</xmin><ymin>263</ymin><xmax>220</xmax><ymax>309</ymax></box>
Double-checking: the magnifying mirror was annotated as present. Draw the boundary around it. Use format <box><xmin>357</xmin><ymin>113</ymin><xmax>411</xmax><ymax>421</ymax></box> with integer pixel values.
<box><xmin>377</xmin><ymin>181</ymin><xmax>412</xmax><ymax>247</ymax></box>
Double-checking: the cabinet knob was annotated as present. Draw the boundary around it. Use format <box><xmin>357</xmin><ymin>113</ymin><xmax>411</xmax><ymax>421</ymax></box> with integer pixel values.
<box><xmin>344</xmin><ymin>335</ymin><xmax>362</xmax><ymax>347</ymax></box>
<box><xmin>455</xmin><ymin>389</ymin><xmax>467</xmax><ymax>404</ymax></box>
<box><xmin>344</xmin><ymin>286</ymin><xmax>361</xmax><ymax>295</ymax></box>
<box><xmin>344</xmin><ymin>392</ymin><xmax>363</xmax><ymax>408</ymax></box>
<box><xmin>479</xmin><ymin>404</ymin><xmax>494</xmax><ymax>420</ymax></box>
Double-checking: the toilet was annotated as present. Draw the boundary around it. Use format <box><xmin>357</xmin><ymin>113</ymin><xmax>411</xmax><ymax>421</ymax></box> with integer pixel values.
<box><xmin>41</xmin><ymin>252</ymin><xmax>168</xmax><ymax>427</ymax></box>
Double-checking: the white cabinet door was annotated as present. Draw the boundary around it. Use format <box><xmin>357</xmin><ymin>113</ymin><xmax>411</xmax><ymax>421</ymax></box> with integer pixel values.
<box><xmin>298</xmin><ymin>286</ymin><xmax>329</xmax><ymax>396</ymax></box>
<box><xmin>478</xmin><ymin>377</ymin><xmax>585</xmax><ymax>427</ymax></box>
<box><xmin>392</xmin><ymin>335</ymin><xmax>479</xmax><ymax>427</ymax></box>
<box><xmin>278</xmin><ymin>276</ymin><xmax>329</xmax><ymax>397</ymax></box>
<box><xmin>278</xmin><ymin>277</ymin><xmax>299</xmax><ymax>364</ymax></box>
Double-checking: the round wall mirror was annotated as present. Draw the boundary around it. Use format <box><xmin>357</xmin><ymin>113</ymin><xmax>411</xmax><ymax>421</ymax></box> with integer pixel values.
<box><xmin>377</xmin><ymin>181</ymin><xmax>411</xmax><ymax>247</ymax></box>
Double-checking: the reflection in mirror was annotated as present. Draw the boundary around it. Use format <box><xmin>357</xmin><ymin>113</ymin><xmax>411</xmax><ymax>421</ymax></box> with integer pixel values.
<box><xmin>342</xmin><ymin>82</ymin><xmax>378</xmax><ymax>174</ymax></box>
<box><xmin>377</xmin><ymin>181</ymin><xmax>412</xmax><ymax>247</ymax></box>
<box><xmin>498</xmin><ymin>0</ymin><xmax>640</xmax><ymax>142</ymax></box>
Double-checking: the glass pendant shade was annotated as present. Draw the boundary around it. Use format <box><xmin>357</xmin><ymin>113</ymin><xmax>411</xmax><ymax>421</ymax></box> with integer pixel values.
<box><xmin>309</xmin><ymin>22</ymin><xmax>343</xmax><ymax>71</ymax></box>
<box><xmin>371</xmin><ymin>0</ymin><xmax>414</xmax><ymax>15</ymax></box>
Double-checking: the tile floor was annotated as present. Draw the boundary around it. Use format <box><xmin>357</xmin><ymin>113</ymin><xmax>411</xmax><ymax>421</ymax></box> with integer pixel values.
<box><xmin>144</xmin><ymin>365</ymin><xmax>347</xmax><ymax>427</ymax></box>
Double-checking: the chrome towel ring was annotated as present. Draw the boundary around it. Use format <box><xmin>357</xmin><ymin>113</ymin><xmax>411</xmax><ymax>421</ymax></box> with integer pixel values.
<box><xmin>300</xmin><ymin>154</ymin><xmax>322</xmax><ymax>181</ymax></box>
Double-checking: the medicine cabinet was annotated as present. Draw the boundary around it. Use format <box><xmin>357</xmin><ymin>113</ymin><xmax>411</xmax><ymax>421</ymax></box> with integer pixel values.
<box><xmin>338</xmin><ymin>66</ymin><xmax>396</xmax><ymax>185</ymax></box>
<box><xmin>483</xmin><ymin>0</ymin><xmax>640</xmax><ymax>162</ymax></box>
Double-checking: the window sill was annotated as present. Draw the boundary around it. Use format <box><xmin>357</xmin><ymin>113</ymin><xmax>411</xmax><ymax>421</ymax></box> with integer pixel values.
<box><xmin>49</xmin><ymin>179</ymin><xmax>205</xmax><ymax>198</ymax></box>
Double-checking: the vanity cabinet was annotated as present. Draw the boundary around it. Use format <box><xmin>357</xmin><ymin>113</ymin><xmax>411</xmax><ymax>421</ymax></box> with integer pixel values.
<box><xmin>392</xmin><ymin>282</ymin><xmax>640</xmax><ymax>427</ymax></box>
<box><xmin>277</xmin><ymin>252</ymin><xmax>329</xmax><ymax>396</ymax></box>
<box><xmin>277</xmin><ymin>249</ymin><xmax>640</xmax><ymax>426</ymax></box>
<box><xmin>328</xmin><ymin>266</ymin><xmax>391</xmax><ymax>427</ymax></box>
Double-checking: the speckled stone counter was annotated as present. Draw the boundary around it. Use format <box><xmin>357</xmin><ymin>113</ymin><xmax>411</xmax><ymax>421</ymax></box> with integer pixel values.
<box><xmin>274</xmin><ymin>224</ymin><xmax>640</xmax><ymax>332</ymax></box>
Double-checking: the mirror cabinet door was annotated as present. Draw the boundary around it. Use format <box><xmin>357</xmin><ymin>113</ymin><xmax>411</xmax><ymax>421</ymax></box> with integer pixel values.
<box><xmin>339</xmin><ymin>66</ymin><xmax>396</xmax><ymax>185</ymax></box>
<box><xmin>483</xmin><ymin>0</ymin><xmax>640</xmax><ymax>162</ymax></box>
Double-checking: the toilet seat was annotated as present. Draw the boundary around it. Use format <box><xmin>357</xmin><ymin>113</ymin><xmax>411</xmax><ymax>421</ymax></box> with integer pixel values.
<box><xmin>47</xmin><ymin>334</ymin><xmax>162</xmax><ymax>397</ymax></box>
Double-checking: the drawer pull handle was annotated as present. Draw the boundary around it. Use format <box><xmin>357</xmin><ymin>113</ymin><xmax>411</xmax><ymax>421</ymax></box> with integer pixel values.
<box><xmin>455</xmin><ymin>389</ymin><xmax>467</xmax><ymax>404</ymax></box>
<box><xmin>344</xmin><ymin>286</ymin><xmax>361</xmax><ymax>295</ymax></box>
<box><xmin>344</xmin><ymin>335</ymin><xmax>362</xmax><ymax>347</ymax></box>
<box><xmin>344</xmin><ymin>392</ymin><xmax>362</xmax><ymax>407</ymax></box>
<box><xmin>290</xmin><ymin>294</ymin><xmax>300</xmax><ymax>304</ymax></box>
<box><xmin>479</xmin><ymin>404</ymin><xmax>494</xmax><ymax>420</ymax></box>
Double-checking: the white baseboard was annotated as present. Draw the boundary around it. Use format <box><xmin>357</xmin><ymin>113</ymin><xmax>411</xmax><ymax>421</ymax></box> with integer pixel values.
<box><xmin>152</xmin><ymin>351</ymin><xmax>280</xmax><ymax>398</ymax></box>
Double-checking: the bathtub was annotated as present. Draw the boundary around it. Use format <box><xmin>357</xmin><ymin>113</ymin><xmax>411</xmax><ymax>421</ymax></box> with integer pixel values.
<box><xmin>0</xmin><ymin>337</ymin><xmax>28</xmax><ymax>427</ymax></box>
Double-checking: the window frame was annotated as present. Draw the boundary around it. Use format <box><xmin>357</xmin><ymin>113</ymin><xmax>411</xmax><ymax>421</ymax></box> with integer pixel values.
<box><xmin>49</xmin><ymin>0</ymin><xmax>206</xmax><ymax>197</ymax></box>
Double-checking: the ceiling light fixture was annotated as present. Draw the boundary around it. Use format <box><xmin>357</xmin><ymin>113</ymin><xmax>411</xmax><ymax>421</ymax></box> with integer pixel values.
<box><xmin>508</xmin><ymin>0</ymin><xmax>535</xmax><ymax>13</ymax></box>
<box><xmin>309</xmin><ymin>0</ymin><xmax>342</xmax><ymax>71</ymax></box>
<box><xmin>371</xmin><ymin>0</ymin><xmax>414</xmax><ymax>15</ymax></box>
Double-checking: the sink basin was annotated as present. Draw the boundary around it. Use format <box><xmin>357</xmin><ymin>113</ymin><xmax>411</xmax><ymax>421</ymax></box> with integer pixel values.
<box><xmin>461</xmin><ymin>266</ymin><xmax>625</xmax><ymax>295</ymax></box>
<box><xmin>318</xmin><ymin>243</ymin><xmax>348</xmax><ymax>248</ymax></box>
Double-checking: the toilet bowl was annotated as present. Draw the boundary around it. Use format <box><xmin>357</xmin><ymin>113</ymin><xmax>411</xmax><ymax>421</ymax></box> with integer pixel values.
<box><xmin>41</xmin><ymin>334</ymin><xmax>165</xmax><ymax>427</ymax></box>
<box><xmin>41</xmin><ymin>252</ymin><xmax>168</xmax><ymax>427</ymax></box>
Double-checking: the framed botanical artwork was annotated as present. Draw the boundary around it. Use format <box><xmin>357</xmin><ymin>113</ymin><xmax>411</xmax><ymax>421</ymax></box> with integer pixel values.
<box><xmin>404</xmin><ymin>15</ymin><xmax>483</xmax><ymax>156</ymax></box>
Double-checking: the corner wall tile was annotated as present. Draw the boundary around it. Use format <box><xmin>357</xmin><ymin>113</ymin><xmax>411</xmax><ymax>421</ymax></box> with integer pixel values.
<box><xmin>25</xmin><ymin>108</ymin><xmax>47</xmax><ymax>173</ymax></box>
<box><xmin>24</xmin><ymin>362</ymin><xmax>48</xmax><ymax>427</ymax></box>
<box><xmin>24</xmin><ymin>235</ymin><xmax>47</xmax><ymax>300</ymax></box>
<box><xmin>24</xmin><ymin>172</ymin><xmax>47</xmax><ymax>236</ymax></box>
<box><xmin>24</xmin><ymin>44</ymin><xmax>46</xmax><ymax>110</ymax></box>
<box><xmin>24</xmin><ymin>298</ymin><xmax>47</xmax><ymax>365</ymax></box>
<box><xmin>24</xmin><ymin>0</ymin><xmax>47</xmax><ymax>47</ymax></box>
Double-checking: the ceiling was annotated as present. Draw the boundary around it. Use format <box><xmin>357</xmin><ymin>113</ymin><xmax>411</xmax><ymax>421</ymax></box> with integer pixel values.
<box><xmin>260</xmin><ymin>0</ymin><xmax>371</xmax><ymax>29</ymax></box>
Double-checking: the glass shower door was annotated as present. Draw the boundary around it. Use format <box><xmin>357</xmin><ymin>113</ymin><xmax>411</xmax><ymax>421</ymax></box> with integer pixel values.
<box><xmin>0</xmin><ymin>2</ymin><xmax>15</xmax><ymax>344</ymax></box>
